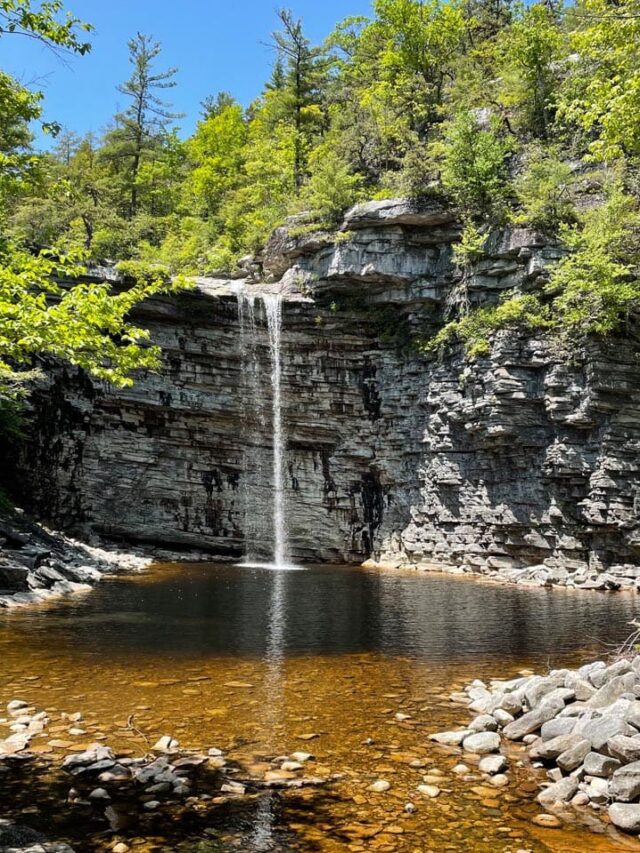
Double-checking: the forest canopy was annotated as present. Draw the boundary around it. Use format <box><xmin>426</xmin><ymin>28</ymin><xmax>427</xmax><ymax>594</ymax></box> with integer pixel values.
<box><xmin>2</xmin><ymin>0</ymin><xmax>640</xmax><ymax>390</ymax></box>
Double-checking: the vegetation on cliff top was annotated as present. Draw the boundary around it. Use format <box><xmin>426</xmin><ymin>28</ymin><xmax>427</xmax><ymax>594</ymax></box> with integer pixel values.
<box><xmin>2</xmin><ymin>0</ymin><xmax>640</xmax><ymax>397</ymax></box>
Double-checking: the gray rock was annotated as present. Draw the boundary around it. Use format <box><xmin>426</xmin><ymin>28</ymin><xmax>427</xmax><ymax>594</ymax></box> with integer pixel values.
<box><xmin>537</xmin><ymin>776</ymin><xmax>579</xmax><ymax>807</ymax></box>
<box><xmin>609</xmin><ymin>803</ymin><xmax>640</xmax><ymax>834</ymax></box>
<box><xmin>583</xmin><ymin>751</ymin><xmax>621</xmax><ymax>778</ymax></box>
<box><xmin>493</xmin><ymin>709</ymin><xmax>514</xmax><ymax>727</ymax></box>
<box><xmin>503</xmin><ymin>699</ymin><xmax>564</xmax><ymax>741</ymax></box>
<box><xmin>587</xmin><ymin>674</ymin><xmax>639</xmax><ymax>709</ymax></box>
<box><xmin>478</xmin><ymin>754</ymin><xmax>507</xmax><ymax>775</ymax></box>
<box><xmin>608</xmin><ymin>734</ymin><xmax>640</xmax><ymax>763</ymax></box>
<box><xmin>462</xmin><ymin>732</ymin><xmax>501</xmax><ymax>754</ymax></box>
<box><xmin>584</xmin><ymin>776</ymin><xmax>609</xmax><ymax>804</ymax></box>
<box><xmin>530</xmin><ymin>733</ymin><xmax>586</xmax><ymax>760</ymax></box>
<box><xmin>611</xmin><ymin>761</ymin><xmax>640</xmax><ymax>802</ymax></box>
<box><xmin>540</xmin><ymin>717</ymin><xmax>576</xmax><ymax>741</ymax></box>
<box><xmin>575</xmin><ymin>714</ymin><xmax>636</xmax><ymax>751</ymax></box>
<box><xmin>430</xmin><ymin>729</ymin><xmax>472</xmax><ymax>746</ymax></box>
<box><xmin>557</xmin><ymin>738</ymin><xmax>590</xmax><ymax>771</ymax></box>
<box><xmin>469</xmin><ymin>714</ymin><xmax>498</xmax><ymax>732</ymax></box>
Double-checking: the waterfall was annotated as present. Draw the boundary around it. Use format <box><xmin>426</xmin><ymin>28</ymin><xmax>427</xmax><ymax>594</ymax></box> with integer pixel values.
<box><xmin>263</xmin><ymin>294</ymin><xmax>289</xmax><ymax>567</ymax></box>
<box><xmin>235</xmin><ymin>288</ymin><xmax>293</xmax><ymax>568</ymax></box>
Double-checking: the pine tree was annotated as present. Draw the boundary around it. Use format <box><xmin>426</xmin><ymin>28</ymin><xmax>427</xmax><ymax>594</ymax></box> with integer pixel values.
<box><xmin>269</xmin><ymin>9</ymin><xmax>327</xmax><ymax>189</ymax></box>
<box><xmin>104</xmin><ymin>33</ymin><xmax>182</xmax><ymax>217</ymax></box>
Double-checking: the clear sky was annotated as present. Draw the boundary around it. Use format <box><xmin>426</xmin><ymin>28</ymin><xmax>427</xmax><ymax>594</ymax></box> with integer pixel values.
<box><xmin>4</xmin><ymin>1</ymin><xmax>373</xmax><ymax>147</ymax></box>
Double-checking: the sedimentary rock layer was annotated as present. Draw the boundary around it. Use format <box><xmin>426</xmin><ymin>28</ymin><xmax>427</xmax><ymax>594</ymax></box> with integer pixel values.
<box><xmin>15</xmin><ymin>199</ymin><xmax>640</xmax><ymax>582</ymax></box>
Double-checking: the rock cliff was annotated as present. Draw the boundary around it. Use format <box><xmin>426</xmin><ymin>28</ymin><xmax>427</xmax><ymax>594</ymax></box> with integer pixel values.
<box><xmin>13</xmin><ymin>199</ymin><xmax>640</xmax><ymax>586</ymax></box>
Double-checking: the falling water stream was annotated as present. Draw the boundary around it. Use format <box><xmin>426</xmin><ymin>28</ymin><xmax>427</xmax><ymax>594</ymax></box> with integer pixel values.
<box><xmin>236</xmin><ymin>287</ymin><xmax>293</xmax><ymax>570</ymax></box>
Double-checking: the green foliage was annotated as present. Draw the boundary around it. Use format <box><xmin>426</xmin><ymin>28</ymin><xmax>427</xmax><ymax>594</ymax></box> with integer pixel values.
<box><xmin>546</xmin><ymin>187</ymin><xmax>640</xmax><ymax>337</ymax></box>
<box><xmin>514</xmin><ymin>146</ymin><xmax>576</xmax><ymax>231</ymax></box>
<box><xmin>0</xmin><ymin>248</ymin><xmax>192</xmax><ymax>397</ymax></box>
<box><xmin>559</xmin><ymin>0</ymin><xmax>640</xmax><ymax>160</ymax></box>
<box><xmin>438</xmin><ymin>110</ymin><xmax>513</xmax><ymax>221</ymax></box>
<box><xmin>300</xmin><ymin>142</ymin><xmax>364</xmax><ymax>224</ymax></box>
<box><xmin>495</xmin><ymin>3</ymin><xmax>564</xmax><ymax>138</ymax></box>
<box><xmin>4</xmin><ymin>0</ymin><xmax>640</xmax><ymax>368</ymax></box>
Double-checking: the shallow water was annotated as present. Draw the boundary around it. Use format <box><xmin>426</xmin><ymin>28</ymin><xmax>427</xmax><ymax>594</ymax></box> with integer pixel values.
<box><xmin>2</xmin><ymin>562</ymin><xmax>640</xmax><ymax>852</ymax></box>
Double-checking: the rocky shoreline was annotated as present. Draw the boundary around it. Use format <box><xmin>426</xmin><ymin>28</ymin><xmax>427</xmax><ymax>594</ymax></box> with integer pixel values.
<box><xmin>0</xmin><ymin>510</ymin><xmax>221</xmax><ymax>610</ymax></box>
<box><xmin>366</xmin><ymin>557</ymin><xmax>640</xmax><ymax>592</ymax></box>
<box><xmin>431</xmin><ymin>650</ymin><xmax>640</xmax><ymax>838</ymax></box>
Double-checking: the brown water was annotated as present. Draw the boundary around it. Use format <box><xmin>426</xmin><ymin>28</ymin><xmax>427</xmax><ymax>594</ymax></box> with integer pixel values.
<box><xmin>1</xmin><ymin>562</ymin><xmax>640</xmax><ymax>852</ymax></box>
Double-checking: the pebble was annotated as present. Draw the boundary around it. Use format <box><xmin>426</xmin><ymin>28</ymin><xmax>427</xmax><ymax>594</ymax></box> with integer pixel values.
<box><xmin>417</xmin><ymin>785</ymin><xmax>440</xmax><ymax>798</ymax></box>
<box><xmin>532</xmin><ymin>814</ymin><xmax>562</xmax><ymax>828</ymax></box>
<box><xmin>368</xmin><ymin>780</ymin><xmax>391</xmax><ymax>793</ymax></box>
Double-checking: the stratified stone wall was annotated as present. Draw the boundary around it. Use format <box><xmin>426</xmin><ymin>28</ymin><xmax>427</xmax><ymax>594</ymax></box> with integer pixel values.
<box><xmin>16</xmin><ymin>199</ymin><xmax>640</xmax><ymax>586</ymax></box>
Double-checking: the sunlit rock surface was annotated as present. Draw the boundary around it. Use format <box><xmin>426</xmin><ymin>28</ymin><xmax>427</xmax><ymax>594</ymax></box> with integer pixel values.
<box><xmin>14</xmin><ymin>200</ymin><xmax>640</xmax><ymax>581</ymax></box>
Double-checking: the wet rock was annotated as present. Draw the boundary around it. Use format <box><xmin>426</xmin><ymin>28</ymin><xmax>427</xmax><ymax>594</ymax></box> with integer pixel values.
<box><xmin>417</xmin><ymin>784</ymin><xmax>440</xmax><ymax>798</ymax></box>
<box><xmin>220</xmin><ymin>781</ymin><xmax>246</xmax><ymax>794</ymax></box>
<box><xmin>537</xmin><ymin>776</ymin><xmax>579</xmax><ymax>807</ymax></box>
<box><xmin>368</xmin><ymin>780</ymin><xmax>391</xmax><ymax>793</ymax></box>
<box><xmin>478</xmin><ymin>754</ymin><xmax>507</xmax><ymax>775</ymax></box>
<box><xmin>152</xmin><ymin>735</ymin><xmax>179</xmax><ymax>752</ymax></box>
<box><xmin>532</xmin><ymin>814</ymin><xmax>562</xmax><ymax>828</ymax></box>
<box><xmin>430</xmin><ymin>729</ymin><xmax>472</xmax><ymax>746</ymax></box>
<box><xmin>290</xmin><ymin>751</ymin><xmax>313</xmax><ymax>763</ymax></box>
<box><xmin>88</xmin><ymin>787</ymin><xmax>110</xmax><ymax>800</ymax></box>
<box><xmin>469</xmin><ymin>714</ymin><xmax>498</xmax><ymax>732</ymax></box>
<box><xmin>609</xmin><ymin>803</ymin><xmax>640</xmax><ymax>834</ymax></box>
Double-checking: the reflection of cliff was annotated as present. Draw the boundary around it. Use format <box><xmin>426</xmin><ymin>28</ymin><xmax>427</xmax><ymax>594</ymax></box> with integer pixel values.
<box><xmin>17</xmin><ymin>199</ymin><xmax>640</xmax><ymax>583</ymax></box>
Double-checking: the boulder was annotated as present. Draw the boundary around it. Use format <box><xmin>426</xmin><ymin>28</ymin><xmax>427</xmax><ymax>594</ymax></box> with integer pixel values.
<box><xmin>609</xmin><ymin>803</ymin><xmax>640</xmax><ymax>834</ymax></box>
<box><xmin>462</xmin><ymin>732</ymin><xmax>501</xmax><ymax>754</ymax></box>
<box><xmin>479</xmin><ymin>754</ymin><xmax>507</xmax><ymax>775</ymax></box>
<box><xmin>540</xmin><ymin>717</ymin><xmax>576</xmax><ymax>741</ymax></box>
<box><xmin>575</xmin><ymin>714</ymin><xmax>636</xmax><ymax>751</ymax></box>
<box><xmin>608</xmin><ymin>734</ymin><xmax>640</xmax><ymax>764</ymax></box>
<box><xmin>587</xmin><ymin>674</ymin><xmax>639</xmax><ymax>709</ymax></box>
<box><xmin>583</xmin><ymin>751</ymin><xmax>621</xmax><ymax>778</ymax></box>
<box><xmin>503</xmin><ymin>699</ymin><xmax>564</xmax><ymax>741</ymax></box>
<box><xmin>469</xmin><ymin>714</ymin><xmax>498</xmax><ymax>732</ymax></box>
<box><xmin>530</xmin><ymin>733</ymin><xmax>585</xmax><ymax>761</ymax></box>
<box><xmin>611</xmin><ymin>761</ymin><xmax>640</xmax><ymax>802</ymax></box>
<box><xmin>557</xmin><ymin>737</ymin><xmax>590</xmax><ymax>772</ymax></box>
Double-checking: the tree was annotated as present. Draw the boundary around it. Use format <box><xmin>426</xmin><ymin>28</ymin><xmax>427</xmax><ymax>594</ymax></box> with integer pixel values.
<box><xmin>559</xmin><ymin>0</ymin><xmax>640</xmax><ymax>160</ymax></box>
<box><xmin>439</xmin><ymin>110</ymin><xmax>513</xmax><ymax>221</ymax></box>
<box><xmin>103</xmin><ymin>33</ymin><xmax>182</xmax><ymax>218</ymax></box>
<box><xmin>0</xmin><ymin>6</ymin><xmax>191</xmax><ymax>400</ymax></box>
<box><xmin>184</xmin><ymin>102</ymin><xmax>247</xmax><ymax>220</ymax></box>
<box><xmin>495</xmin><ymin>3</ymin><xmax>564</xmax><ymax>138</ymax></box>
<box><xmin>269</xmin><ymin>8</ymin><xmax>327</xmax><ymax>189</ymax></box>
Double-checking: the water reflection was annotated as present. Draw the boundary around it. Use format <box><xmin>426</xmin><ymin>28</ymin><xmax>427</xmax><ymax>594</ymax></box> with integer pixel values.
<box><xmin>1</xmin><ymin>563</ymin><xmax>638</xmax><ymax>665</ymax></box>
<box><xmin>250</xmin><ymin>568</ymin><xmax>288</xmax><ymax>851</ymax></box>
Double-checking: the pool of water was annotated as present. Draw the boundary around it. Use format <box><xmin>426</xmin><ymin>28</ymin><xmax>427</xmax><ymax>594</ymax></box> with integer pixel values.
<box><xmin>1</xmin><ymin>562</ymin><xmax>640</xmax><ymax>852</ymax></box>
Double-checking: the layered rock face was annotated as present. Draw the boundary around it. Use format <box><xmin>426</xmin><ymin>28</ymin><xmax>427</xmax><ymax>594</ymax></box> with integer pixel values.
<box><xmin>15</xmin><ymin>200</ymin><xmax>640</xmax><ymax>583</ymax></box>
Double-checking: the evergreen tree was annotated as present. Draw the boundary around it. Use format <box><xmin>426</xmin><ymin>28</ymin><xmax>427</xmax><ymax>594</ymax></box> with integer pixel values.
<box><xmin>103</xmin><ymin>33</ymin><xmax>183</xmax><ymax>217</ymax></box>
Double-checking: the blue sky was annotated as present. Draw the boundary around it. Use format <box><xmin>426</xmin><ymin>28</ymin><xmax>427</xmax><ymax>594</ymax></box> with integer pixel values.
<box><xmin>4</xmin><ymin>1</ymin><xmax>373</xmax><ymax>147</ymax></box>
